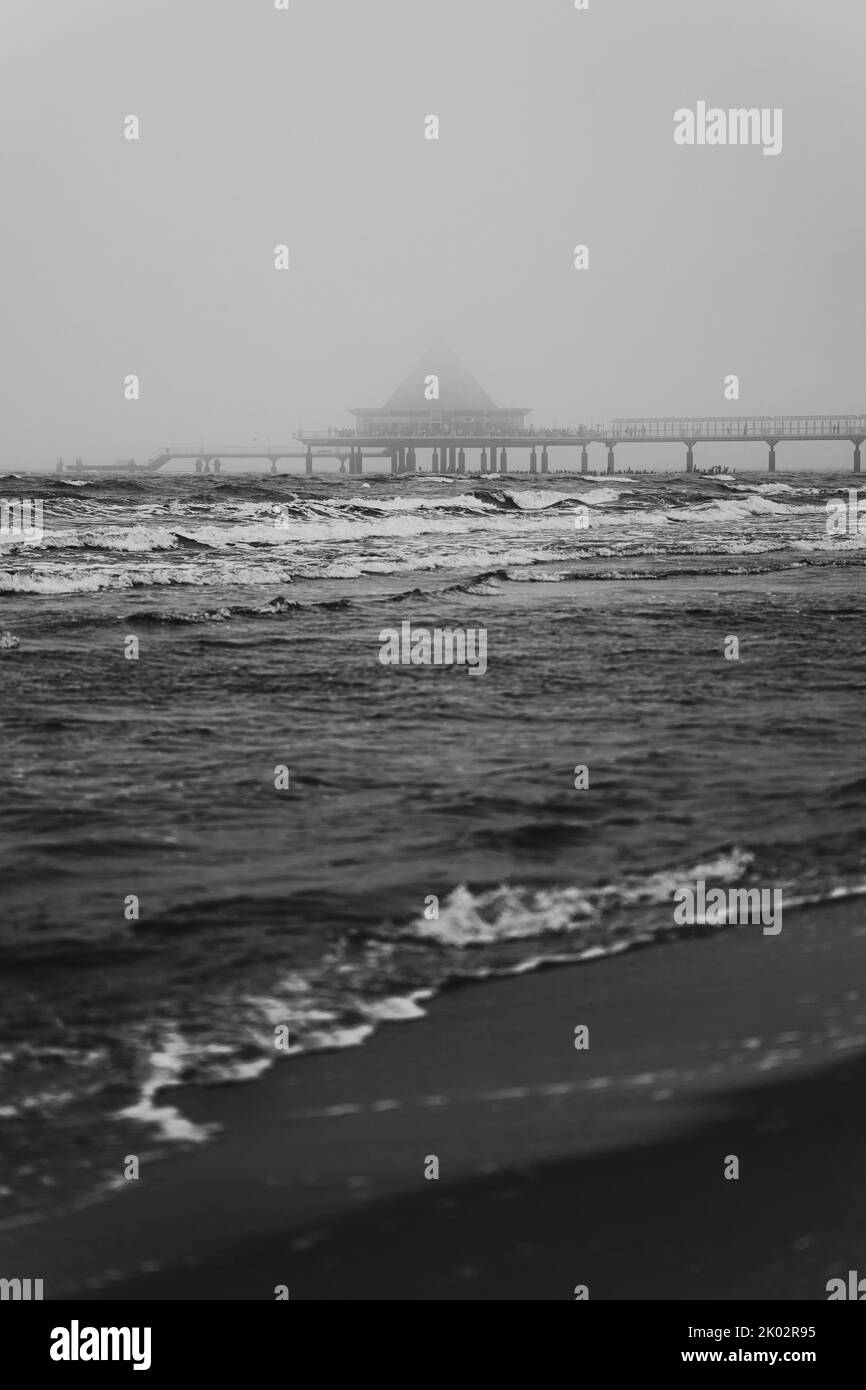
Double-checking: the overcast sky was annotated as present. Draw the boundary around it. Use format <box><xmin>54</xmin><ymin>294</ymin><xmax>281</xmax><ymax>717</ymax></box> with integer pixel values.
<box><xmin>1</xmin><ymin>0</ymin><xmax>863</xmax><ymax>470</ymax></box>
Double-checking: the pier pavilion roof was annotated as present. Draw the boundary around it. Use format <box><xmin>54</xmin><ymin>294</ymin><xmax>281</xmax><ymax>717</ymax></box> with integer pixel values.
<box><xmin>350</xmin><ymin>346</ymin><xmax>529</xmax><ymax>422</ymax></box>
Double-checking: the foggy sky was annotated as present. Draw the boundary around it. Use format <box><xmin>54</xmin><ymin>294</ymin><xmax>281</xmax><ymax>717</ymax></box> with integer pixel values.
<box><xmin>1</xmin><ymin>0</ymin><xmax>863</xmax><ymax>471</ymax></box>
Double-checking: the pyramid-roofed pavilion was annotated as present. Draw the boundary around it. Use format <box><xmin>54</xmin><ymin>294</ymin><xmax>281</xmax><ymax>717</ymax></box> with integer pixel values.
<box><xmin>349</xmin><ymin>345</ymin><xmax>530</xmax><ymax>436</ymax></box>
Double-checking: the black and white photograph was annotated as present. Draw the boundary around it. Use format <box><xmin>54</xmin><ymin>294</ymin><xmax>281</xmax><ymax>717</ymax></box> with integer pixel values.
<box><xmin>1</xmin><ymin>0</ymin><xmax>864</xmax><ymax>1348</ymax></box>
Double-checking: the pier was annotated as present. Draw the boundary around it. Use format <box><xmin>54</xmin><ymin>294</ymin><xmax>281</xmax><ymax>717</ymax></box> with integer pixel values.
<box><xmin>600</xmin><ymin>416</ymin><xmax>866</xmax><ymax>475</ymax></box>
<box><xmin>296</xmin><ymin>415</ymin><xmax>866</xmax><ymax>476</ymax></box>
<box><xmin>57</xmin><ymin>349</ymin><xmax>866</xmax><ymax>476</ymax></box>
<box><xmin>109</xmin><ymin>414</ymin><xmax>866</xmax><ymax>478</ymax></box>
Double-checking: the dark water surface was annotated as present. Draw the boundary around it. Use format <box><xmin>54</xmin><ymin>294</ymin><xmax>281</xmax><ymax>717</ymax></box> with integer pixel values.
<box><xmin>1</xmin><ymin>470</ymin><xmax>864</xmax><ymax>1217</ymax></box>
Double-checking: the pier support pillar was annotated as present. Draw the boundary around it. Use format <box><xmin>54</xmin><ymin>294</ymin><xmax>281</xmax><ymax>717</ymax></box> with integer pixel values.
<box><xmin>500</xmin><ymin>448</ymin><xmax>508</xmax><ymax>474</ymax></box>
<box><xmin>854</xmin><ymin>441</ymin><xmax>862</xmax><ymax>474</ymax></box>
<box><xmin>458</xmin><ymin>448</ymin><xmax>466</xmax><ymax>473</ymax></box>
<box><xmin>580</xmin><ymin>446</ymin><xmax>589</xmax><ymax>474</ymax></box>
<box><xmin>305</xmin><ymin>448</ymin><xmax>313</xmax><ymax>475</ymax></box>
<box><xmin>530</xmin><ymin>448</ymin><xmax>537</xmax><ymax>474</ymax></box>
<box><xmin>768</xmin><ymin>442</ymin><xmax>776</xmax><ymax>473</ymax></box>
<box><xmin>607</xmin><ymin>445</ymin><xmax>615</xmax><ymax>476</ymax></box>
<box><xmin>541</xmin><ymin>447</ymin><xmax>549</xmax><ymax>474</ymax></box>
<box><xmin>479</xmin><ymin>448</ymin><xmax>487</xmax><ymax>474</ymax></box>
<box><xmin>408</xmin><ymin>446</ymin><xmax>416</xmax><ymax>472</ymax></box>
<box><xmin>685</xmin><ymin>445</ymin><xmax>694</xmax><ymax>473</ymax></box>
<box><xmin>390</xmin><ymin>451</ymin><xmax>398</xmax><ymax>475</ymax></box>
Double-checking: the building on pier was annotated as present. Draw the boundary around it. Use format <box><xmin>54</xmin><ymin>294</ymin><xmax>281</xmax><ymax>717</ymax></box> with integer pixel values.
<box><xmin>349</xmin><ymin>345</ymin><xmax>530</xmax><ymax>439</ymax></box>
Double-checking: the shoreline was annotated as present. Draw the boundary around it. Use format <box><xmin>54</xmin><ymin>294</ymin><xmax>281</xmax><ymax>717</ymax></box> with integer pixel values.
<box><xmin>5</xmin><ymin>895</ymin><xmax>866</xmax><ymax>1299</ymax></box>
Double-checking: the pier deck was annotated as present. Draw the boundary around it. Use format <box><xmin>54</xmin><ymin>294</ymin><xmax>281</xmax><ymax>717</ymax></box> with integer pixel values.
<box><xmin>58</xmin><ymin>416</ymin><xmax>866</xmax><ymax>477</ymax></box>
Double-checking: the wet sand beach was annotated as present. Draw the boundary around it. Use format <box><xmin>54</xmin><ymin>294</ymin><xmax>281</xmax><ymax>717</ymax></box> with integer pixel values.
<box><xmin>6</xmin><ymin>895</ymin><xmax>865</xmax><ymax>1300</ymax></box>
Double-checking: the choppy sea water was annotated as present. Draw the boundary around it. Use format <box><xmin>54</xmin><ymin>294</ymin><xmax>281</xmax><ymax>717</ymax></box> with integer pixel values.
<box><xmin>1</xmin><ymin>468</ymin><xmax>865</xmax><ymax>1218</ymax></box>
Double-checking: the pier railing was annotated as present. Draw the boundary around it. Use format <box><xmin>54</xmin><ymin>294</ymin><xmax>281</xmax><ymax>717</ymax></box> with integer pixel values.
<box><xmin>297</xmin><ymin>426</ymin><xmax>600</xmax><ymax>442</ymax></box>
<box><xmin>297</xmin><ymin>415</ymin><xmax>866</xmax><ymax>444</ymax></box>
<box><xmin>605</xmin><ymin>416</ymin><xmax>866</xmax><ymax>440</ymax></box>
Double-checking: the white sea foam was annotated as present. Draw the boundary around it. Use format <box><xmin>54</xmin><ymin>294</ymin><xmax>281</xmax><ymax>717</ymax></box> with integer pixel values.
<box><xmin>403</xmin><ymin>849</ymin><xmax>756</xmax><ymax>948</ymax></box>
<box><xmin>345</xmin><ymin>493</ymin><xmax>491</xmax><ymax>513</ymax></box>
<box><xmin>116</xmin><ymin>1031</ymin><xmax>218</xmax><ymax>1144</ymax></box>
<box><xmin>500</xmin><ymin>487</ymin><xmax>624</xmax><ymax>510</ymax></box>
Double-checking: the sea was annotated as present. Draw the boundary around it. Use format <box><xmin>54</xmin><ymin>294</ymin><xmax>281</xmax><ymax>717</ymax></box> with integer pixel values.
<box><xmin>1</xmin><ymin>467</ymin><xmax>865</xmax><ymax>1220</ymax></box>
